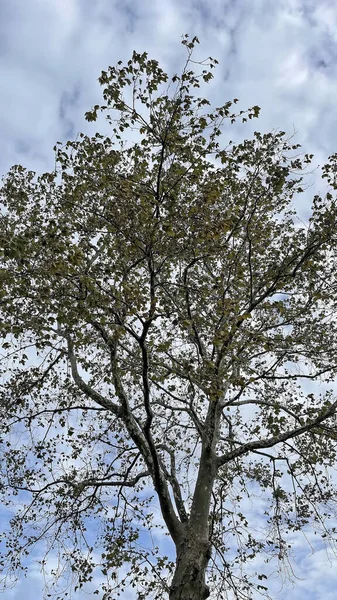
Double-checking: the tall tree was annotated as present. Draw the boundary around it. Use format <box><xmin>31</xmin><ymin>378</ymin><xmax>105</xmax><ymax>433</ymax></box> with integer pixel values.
<box><xmin>1</xmin><ymin>35</ymin><xmax>337</xmax><ymax>600</ymax></box>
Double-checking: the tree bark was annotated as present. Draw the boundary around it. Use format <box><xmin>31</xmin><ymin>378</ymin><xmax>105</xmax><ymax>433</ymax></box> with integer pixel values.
<box><xmin>169</xmin><ymin>532</ymin><xmax>212</xmax><ymax>600</ymax></box>
<box><xmin>168</xmin><ymin>397</ymin><xmax>222</xmax><ymax>599</ymax></box>
<box><xmin>169</xmin><ymin>447</ymin><xmax>217</xmax><ymax>600</ymax></box>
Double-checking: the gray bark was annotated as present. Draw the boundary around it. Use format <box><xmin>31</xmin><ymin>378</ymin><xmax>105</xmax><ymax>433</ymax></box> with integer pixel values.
<box><xmin>169</xmin><ymin>532</ymin><xmax>212</xmax><ymax>600</ymax></box>
<box><xmin>169</xmin><ymin>399</ymin><xmax>221</xmax><ymax>600</ymax></box>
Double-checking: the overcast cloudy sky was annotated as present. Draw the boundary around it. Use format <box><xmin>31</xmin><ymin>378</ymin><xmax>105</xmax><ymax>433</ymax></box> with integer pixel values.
<box><xmin>2</xmin><ymin>0</ymin><xmax>337</xmax><ymax>599</ymax></box>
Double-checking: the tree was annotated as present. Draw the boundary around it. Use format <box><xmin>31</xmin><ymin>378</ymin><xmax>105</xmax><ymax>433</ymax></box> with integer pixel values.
<box><xmin>2</xmin><ymin>34</ymin><xmax>337</xmax><ymax>600</ymax></box>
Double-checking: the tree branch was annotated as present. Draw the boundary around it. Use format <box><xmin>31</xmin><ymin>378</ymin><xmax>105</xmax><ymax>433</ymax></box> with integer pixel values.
<box><xmin>158</xmin><ymin>443</ymin><xmax>189</xmax><ymax>523</ymax></box>
<box><xmin>62</xmin><ymin>332</ymin><xmax>122</xmax><ymax>415</ymax></box>
<box><xmin>91</xmin><ymin>319</ymin><xmax>184</xmax><ymax>545</ymax></box>
<box><xmin>217</xmin><ymin>398</ymin><xmax>337</xmax><ymax>466</ymax></box>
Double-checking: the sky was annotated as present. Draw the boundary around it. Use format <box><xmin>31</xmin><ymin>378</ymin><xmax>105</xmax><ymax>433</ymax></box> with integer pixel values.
<box><xmin>1</xmin><ymin>0</ymin><xmax>337</xmax><ymax>598</ymax></box>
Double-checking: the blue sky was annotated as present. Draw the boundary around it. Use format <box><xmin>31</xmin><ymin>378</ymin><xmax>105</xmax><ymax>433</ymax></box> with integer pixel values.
<box><xmin>2</xmin><ymin>0</ymin><xmax>337</xmax><ymax>598</ymax></box>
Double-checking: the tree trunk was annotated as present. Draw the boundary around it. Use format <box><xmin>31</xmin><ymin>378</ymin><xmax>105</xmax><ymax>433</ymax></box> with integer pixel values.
<box><xmin>169</xmin><ymin>532</ymin><xmax>212</xmax><ymax>600</ymax></box>
<box><xmin>169</xmin><ymin>401</ymin><xmax>221</xmax><ymax>599</ymax></box>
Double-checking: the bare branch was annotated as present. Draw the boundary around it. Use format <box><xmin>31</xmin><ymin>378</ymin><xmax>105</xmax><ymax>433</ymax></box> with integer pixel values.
<box><xmin>158</xmin><ymin>444</ymin><xmax>189</xmax><ymax>523</ymax></box>
<box><xmin>62</xmin><ymin>331</ymin><xmax>122</xmax><ymax>415</ymax></box>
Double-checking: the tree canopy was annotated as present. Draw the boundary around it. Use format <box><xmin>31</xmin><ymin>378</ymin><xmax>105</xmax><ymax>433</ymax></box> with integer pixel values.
<box><xmin>2</xmin><ymin>35</ymin><xmax>337</xmax><ymax>600</ymax></box>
